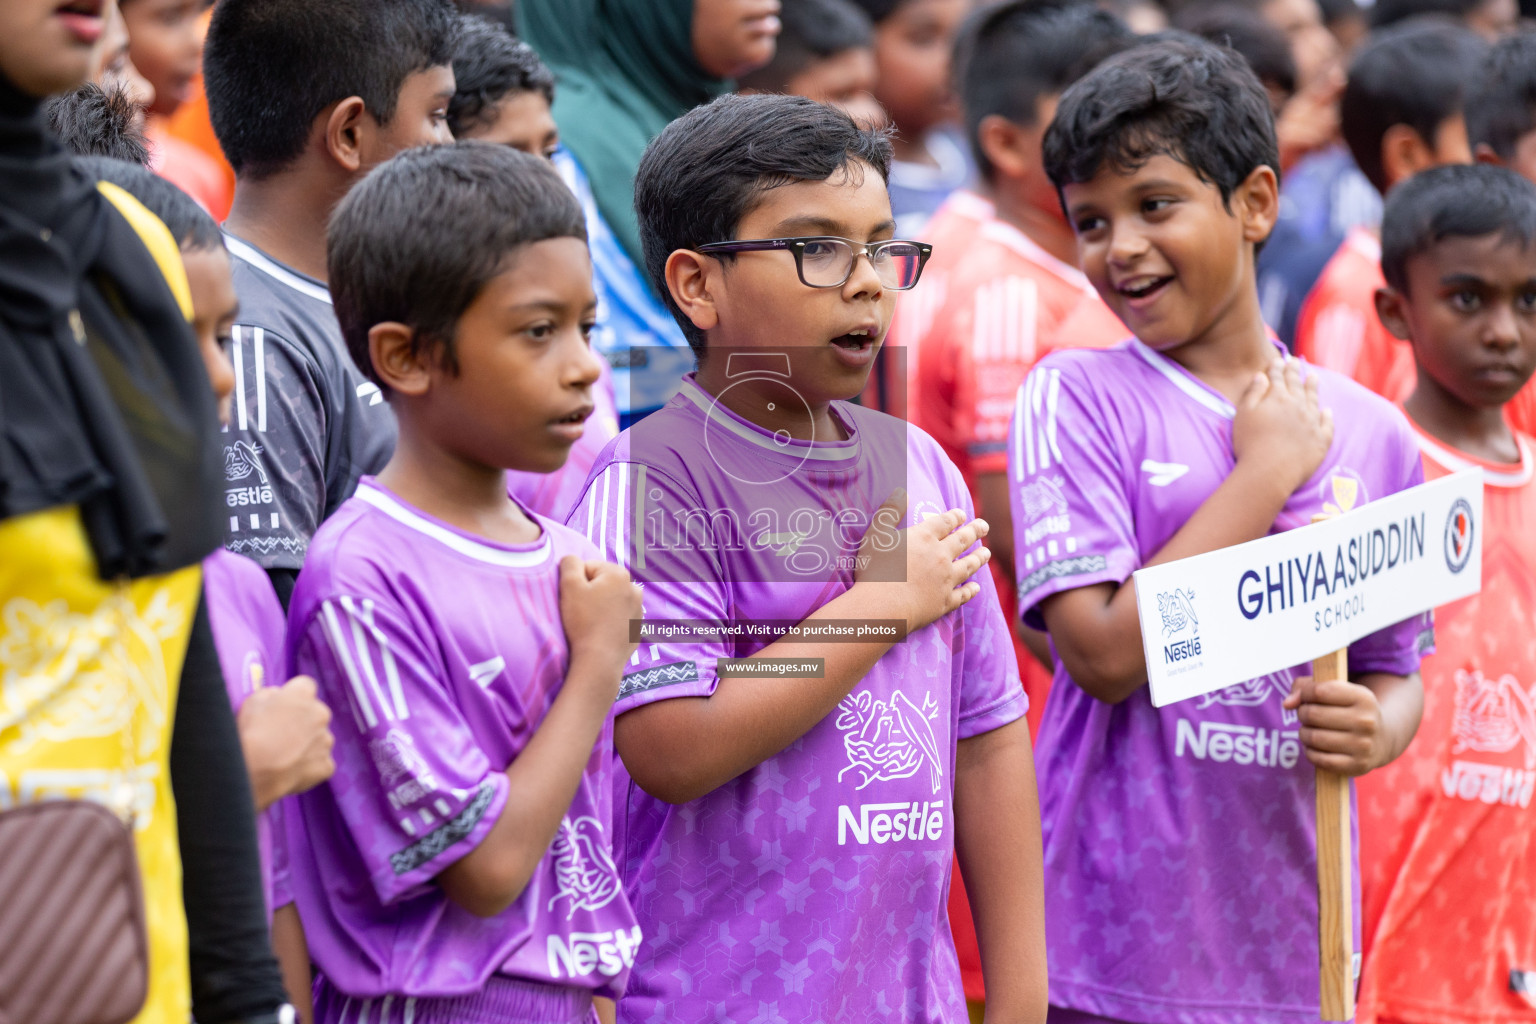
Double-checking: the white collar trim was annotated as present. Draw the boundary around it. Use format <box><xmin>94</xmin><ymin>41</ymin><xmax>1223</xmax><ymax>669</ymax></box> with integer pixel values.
<box><xmin>224</xmin><ymin>233</ymin><xmax>333</xmax><ymax>306</ymax></box>
<box><xmin>980</xmin><ymin>219</ymin><xmax>1094</xmax><ymax>295</ymax></box>
<box><xmin>1129</xmin><ymin>340</ymin><xmax>1238</xmax><ymax>420</ymax></box>
<box><xmin>1413</xmin><ymin>429</ymin><xmax>1534</xmax><ymax>488</ymax></box>
<box><xmin>356</xmin><ymin>484</ymin><xmax>553</xmax><ymax>567</ymax></box>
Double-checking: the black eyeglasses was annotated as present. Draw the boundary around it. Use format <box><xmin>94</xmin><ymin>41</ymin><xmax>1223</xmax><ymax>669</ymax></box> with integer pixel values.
<box><xmin>695</xmin><ymin>236</ymin><xmax>934</xmax><ymax>290</ymax></box>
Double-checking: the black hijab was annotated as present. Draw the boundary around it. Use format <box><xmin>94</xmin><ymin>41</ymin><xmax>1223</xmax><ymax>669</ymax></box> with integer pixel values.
<box><xmin>0</xmin><ymin>75</ymin><xmax>223</xmax><ymax>578</ymax></box>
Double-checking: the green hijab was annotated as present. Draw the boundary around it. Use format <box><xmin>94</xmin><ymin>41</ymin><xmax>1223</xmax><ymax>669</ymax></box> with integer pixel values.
<box><xmin>519</xmin><ymin>0</ymin><xmax>732</xmax><ymax>267</ymax></box>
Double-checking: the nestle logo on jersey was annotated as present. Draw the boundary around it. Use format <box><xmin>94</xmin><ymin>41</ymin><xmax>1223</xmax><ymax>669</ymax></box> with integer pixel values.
<box><xmin>1019</xmin><ymin>476</ymin><xmax>1071</xmax><ymax>547</ymax></box>
<box><xmin>226</xmin><ymin>485</ymin><xmax>274</xmax><ymax>507</ymax></box>
<box><xmin>837</xmin><ymin>800</ymin><xmax>945</xmax><ymax>846</ymax></box>
<box><xmin>1442</xmin><ymin>760</ymin><xmax>1535</xmax><ymax>808</ymax></box>
<box><xmin>1174</xmin><ymin>720</ymin><xmax>1301</xmax><ymax>768</ymax></box>
<box><xmin>224</xmin><ymin>440</ymin><xmax>273</xmax><ymax>506</ymax></box>
<box><xmin>547</xmin><ymin>926</ymin><xmax>642</xmax><ymax>979</ymax></box>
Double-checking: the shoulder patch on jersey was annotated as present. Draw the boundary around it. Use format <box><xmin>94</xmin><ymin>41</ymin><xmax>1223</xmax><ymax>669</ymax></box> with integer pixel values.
<box><xmin>618</xmin><ymin>660</ymin><xmax>699</xmax><ymax>701</ymax></box>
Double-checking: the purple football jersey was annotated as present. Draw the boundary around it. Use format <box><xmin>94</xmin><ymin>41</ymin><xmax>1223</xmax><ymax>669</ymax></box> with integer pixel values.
<box><xmin>284</xmin><ymin>479</ymin><xmax>640</xmax><ymax>1015</ymax></box>
<box><xmin>569</xmin><ymin>374</ymin><xmax>1028</xmax><ymax>1023</ymax></box>
<box><xmin>1009</xmin><ymin>340</ymin><xmax>1433</xmax><ymax>1023</ymax></box>
<box><xmin>203</xmin><ymin>548</ymin><xmax>291</xmax><ymax>918</ymax></box>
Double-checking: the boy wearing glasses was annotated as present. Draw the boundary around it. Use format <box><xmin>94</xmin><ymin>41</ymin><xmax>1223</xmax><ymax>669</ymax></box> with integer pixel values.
<box><xmin>570</xmin><ymin>93</ymin><xmax>1047</xmax><ymax>1023</ymax></box>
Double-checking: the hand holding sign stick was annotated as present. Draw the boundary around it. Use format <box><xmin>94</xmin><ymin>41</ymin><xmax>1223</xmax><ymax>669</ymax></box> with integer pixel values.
<box><xmin>1133</xmin><ymin>469</ymin><xmax>1484</xmax><ymax>1020</ymax></box>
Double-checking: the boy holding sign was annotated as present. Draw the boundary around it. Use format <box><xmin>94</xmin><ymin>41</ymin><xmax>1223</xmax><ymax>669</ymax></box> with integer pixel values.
<box><xmin>1010</xmin><ymin>37</ymin><xmax>1432</xmax><ymax>1024</ymax></box>
<box><xmin>1356</xmin><ymin>164</ymin><xmax>1536</xmax><ymax>1024</ymax></box>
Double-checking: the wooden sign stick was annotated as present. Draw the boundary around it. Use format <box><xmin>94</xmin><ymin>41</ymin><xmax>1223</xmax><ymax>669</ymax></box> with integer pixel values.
<box><xmin>1309</xmin><ymin>510</ymin><xmax>1353</xmax><ymax>1021</ymax></box>
<box><xmin>1312</xmin><ymin>645</ymin><xmax>1354</xmax><ymax>1021</ymax></box>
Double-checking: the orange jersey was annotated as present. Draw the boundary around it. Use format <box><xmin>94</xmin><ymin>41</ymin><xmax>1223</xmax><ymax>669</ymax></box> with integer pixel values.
<box><xmin>1357</xmin><ymin>419</ymin><xmax>1536</xmax><ymax>1024</ymax></box>
<box><xmin>148</xmin><ymin>121</ymin><xmax>231</xmax><ymax>222</ymax></box>
<box><xmin>1297</xmin><ymin>228</ymin><xmax>1536</xmax><ymax>431</ymax></box>
<box><xmin>906</xmin><ymin>213</ymin><xmax>1125</xmax><ymax>744</ymax></box>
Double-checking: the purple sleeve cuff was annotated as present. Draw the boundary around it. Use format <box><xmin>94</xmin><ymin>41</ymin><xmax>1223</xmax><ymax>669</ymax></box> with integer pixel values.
<box><xmin>958</xmin><ymin>687</ymin><xmax>1029</xmax><ymax>740</ymax></box>
<box><xmin>1018</xmin><ymin>550</ymin><xmax>1137</xmax><ymax>631</ymax></box>
<box><xmin>372</xmin><ymin>771</ymin><xmax>510</xmax><ymax>905</ymax></box>
<box><xmin>613</xmin><ymin>657</ymin><xmax>720</xmax><ymax>717</ymax></box>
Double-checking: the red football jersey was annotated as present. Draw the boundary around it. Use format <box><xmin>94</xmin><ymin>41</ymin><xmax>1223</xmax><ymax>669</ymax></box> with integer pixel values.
<box><xmin>1357</xmin><ymin>417</ymin><xmax>1536</xmax><ymax>1024</ymax></box>
<box><xmin>1297</xmin><ymin>229</ymin><xmax>1417</xmax><ymax>401</ymax></box>
<box><xmin>1297</xmin><ymin>228</ymin><xmax>1536</xmax><ymax>434</ymax></box>
<box><xmin>911</xmin><ymin>215</ymin><xmax>1124</xmax><ymax>492</ymax></box>
<box><xmin>867</xmin><ymin>189</ymin><xmax>994</xmax><ymax>419</ymax></box>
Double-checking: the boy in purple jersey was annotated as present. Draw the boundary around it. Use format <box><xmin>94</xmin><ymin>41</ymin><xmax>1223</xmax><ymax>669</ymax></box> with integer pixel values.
<box><xmin>286</xmin><ymin>142</ymin><xmax>643</xmax><ymax>1024</ymax></box>
<box><xmin>570</xmin><ymin>94</ymin><xmax>1046</xmax><ymax>1023</ymax></box>
<box><xmin>1011</xmin><ymin>38</ymin><xmax>1432</xmax><ymax>1024</ymax></box>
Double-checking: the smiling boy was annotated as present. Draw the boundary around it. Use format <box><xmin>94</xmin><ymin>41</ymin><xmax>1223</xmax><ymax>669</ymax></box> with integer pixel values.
<box><xmin>1013</xmin><ymin>38</ymin><xmax>1431</xmax><ymax>1023</ymax></box>
<box><xmin>571</xmin><ymin>94</ymin><xmax>1046</xmax><ymax>1023</ymax></box>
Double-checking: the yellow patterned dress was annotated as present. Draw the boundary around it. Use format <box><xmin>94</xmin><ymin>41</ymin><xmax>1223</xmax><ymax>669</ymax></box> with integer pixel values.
<box><xmin>0</xmin><ymin>182</ymin><xmax>202</xmax><ymax>1024</ymax></box>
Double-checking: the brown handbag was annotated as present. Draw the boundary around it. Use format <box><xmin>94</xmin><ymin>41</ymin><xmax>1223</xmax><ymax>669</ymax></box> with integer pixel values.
<box><xmin>0</xmin><ymin>799</ymin><xmax>150</xmax><ymax>1024</ymax></box>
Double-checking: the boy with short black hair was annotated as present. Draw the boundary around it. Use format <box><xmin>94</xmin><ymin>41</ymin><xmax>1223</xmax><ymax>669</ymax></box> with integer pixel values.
<box><xmin>1296</xmin><ymin>20</ymin><xmax>1485</xmax><ymax>401</ymax></box>
<box><xmin>911</xmin><ymin>15</ymin><xmax>1133</xmax><ymax>982</ymax></box>
<box><xmin>445</xmin><ymin>13</ymin><xmax>623</xmax><ymax>520</ymax></box>
<box><xmin>1467</xmin><ymin>29</ymin><xmax>1536</xmax><ymax>436</ymax></box>
<box><xmin>738</xmin><ymin>0</ymin><xmax>883</xmax><ymax>127</ymax></box>
<box><xmin>575</xmin><ymin>91</ymin><xmax>1046</xmax><ymax>1023</ymax></box>
<box><xmin>1018</xmin><ymin>36</ymin><xmax>1430</xmax><ymax>1023</ymax></box>
<box><xmin>907</xmin><ymin>0</ymin><xmax>1131</xmax><ymax>653</ymax></box>
<box><xmin>1356</xmin><ymin>162</ymin><xmax>1536</xmax><ymax>1024</ymax></box>
<box><xmin>203</xmin><ymin>0</ymin><xmax>457</xmax><ymax>606</ymax></box>
<box><xmin>446</xmin><ymin>14</ymin><xmax>557</xmax><ymax>155</ymax></box>
<box><xmin>290</xmin><ymin>141</ymin><xmax>641</xmax><ymax>1024</ymax></box>
<box><xmin>1470</xmin><ymin>30</ymin><xmax>1536</xmax><ymax>179</ymax></box>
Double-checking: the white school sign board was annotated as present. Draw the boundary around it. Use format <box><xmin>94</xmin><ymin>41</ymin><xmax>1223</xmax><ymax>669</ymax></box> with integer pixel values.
<box><xmin>1134</xmin><ymin>468</ymin><xmax>1484</xmax><ymax>708</ymax></box>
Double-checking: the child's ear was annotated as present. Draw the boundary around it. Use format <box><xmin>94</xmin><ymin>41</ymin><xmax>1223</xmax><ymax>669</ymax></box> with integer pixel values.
<box><xmin>323</xmin><ymin>95</ymin><xmax>369</xmax><ymax>175</ymax></box>
<box><xmin>1475</xmin><ymin>142</ymin><xmax>1506</xmax><ymax>167</ymax></box>
<box><xmin>1235</xmin><ymin>164</ymin><xmax>1280</xmax><ymax>245</ymax></box>
<box><xmin>1380</xmin><ymin>124</ymin><xmax>1435</xmax><ymax>189</ymax></box>
<box><xmin>1373</xmin><ymin>286</ymin><xmax>1413</xmax><ymax>342</ymax></box>
<box><xmin>368</xmin><ymin>322</ymin><xmax>431</xmax><ymax>397</ymax></box>
<box><xmin>665</xmin><ymin>249</ymin><xmax>721</xmax><ymax>334</ymax></box>
<box><xmin>976</xmin><ymin>114</ymin><xmax>1034</xmax><ymax>181</ymax></box>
